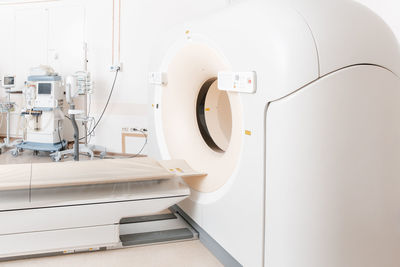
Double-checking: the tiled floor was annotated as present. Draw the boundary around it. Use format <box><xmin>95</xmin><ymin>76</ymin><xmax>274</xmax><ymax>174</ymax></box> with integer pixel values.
<box><xmin>0</xmin><ymin>241</ymin><xmax>223</xmax><ymax>267</ymax></box>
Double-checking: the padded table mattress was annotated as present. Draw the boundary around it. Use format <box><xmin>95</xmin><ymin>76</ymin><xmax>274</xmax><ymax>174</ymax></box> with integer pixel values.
<box><xmin>0</xmin><ymin>157</ymin><xmax>203</xmax><ymax>211</ymax></box>
<box><xmin>0</xmin><ymin>157</ymin><xmax>204</xmax><ymax>190</ymax></box>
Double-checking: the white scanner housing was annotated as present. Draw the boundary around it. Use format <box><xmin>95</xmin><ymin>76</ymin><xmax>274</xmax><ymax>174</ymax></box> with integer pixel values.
<box><xmin>149</xmin><ymin>0</ymin><xmax>400</xmax><ymax>266</ymax></box>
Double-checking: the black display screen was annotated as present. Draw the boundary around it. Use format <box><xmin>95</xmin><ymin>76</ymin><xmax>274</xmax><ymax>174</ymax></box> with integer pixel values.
<box><xmin>38</xmin><ymin>83</ymin><xmax>52</xmax><ymax>94</ymax></box>
<box><xmin>4</xmin><ymin>76</ymin><xmax>14</xmax><ymax>86</ymax></box>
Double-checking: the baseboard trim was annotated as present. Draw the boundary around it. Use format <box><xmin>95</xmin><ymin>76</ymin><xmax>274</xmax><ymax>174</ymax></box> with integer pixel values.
<box><xmin>170</xmin><ymin>205</ymin><xmax>242</xmax><ymax>267</ymax></box>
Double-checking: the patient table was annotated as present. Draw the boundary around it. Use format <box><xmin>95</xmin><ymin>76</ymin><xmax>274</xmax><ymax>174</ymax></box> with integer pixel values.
<box><xmin>0</xmin><ymin>157</ymin><xmax>201</xmax><ymax>259</ymax></box>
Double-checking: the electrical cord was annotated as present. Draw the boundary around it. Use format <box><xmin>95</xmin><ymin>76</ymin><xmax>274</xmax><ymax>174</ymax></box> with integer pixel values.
<box><xmin>129</xmin><ymin>129</ymin><xmax>148</xmax><ymax>158</ymax></box>
<box><xmin>79</xmin><ymin>69</ymin><xmax>119</xmax><ymax>140</ymax></box>
<box><xmin>93</xmin><ymin>129</ymin><xmax>148</xmax><ymax>159</ymax></box>
<box><xmin>57</xmin><ymin>120</ymin><xmax>64</xmax><ymax>149</ymax></box>
<box><xmin>87</xmin><ymin>94</ymin><xmax>92</xmax><ymax>118</ymax></box>
<box><xmin>64</xmin><ymin>70</ymin><xmax>147</xmax><ymax>159</ymax></box>
<box><xmin>87</xmin><ymin>117</ymin><xmax>95</xmax><ymax>143</ymax></box>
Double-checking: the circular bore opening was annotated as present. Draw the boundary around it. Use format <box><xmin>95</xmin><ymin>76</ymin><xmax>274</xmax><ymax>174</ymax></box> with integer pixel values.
<box><xmin>196</xmin><ymin>78</ymin><xmax>232</xmax><ymax>153</ymax></box>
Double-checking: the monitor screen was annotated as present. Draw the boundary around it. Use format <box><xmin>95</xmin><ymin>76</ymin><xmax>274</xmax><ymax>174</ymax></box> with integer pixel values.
<box><xmin>38</xmin><ymin>83</ymin><xmax>52</xmax><ymax>94</ymax></box>
<box><xmin>3</xmin><ymin>76</ymin><xmax>14</xmax><ymax>86</ymax></box>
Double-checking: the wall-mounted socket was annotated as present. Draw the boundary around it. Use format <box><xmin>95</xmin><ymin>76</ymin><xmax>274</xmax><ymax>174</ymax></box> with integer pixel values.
<box><xmin>121</xmin><ymin>127</ymin><xmax>148</xmax><ymax>133</ymax></box>
<box><xmin>110</xmin><ymin>63</ymin><xmax>122</xmax><ymax>72</ymax></box>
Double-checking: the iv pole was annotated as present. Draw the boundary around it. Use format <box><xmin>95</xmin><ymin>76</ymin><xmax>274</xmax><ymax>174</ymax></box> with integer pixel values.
<box><xmin>50</xmin><ymin>42</ymin><xmax>107</xmax><ymax>161</ymax></box>
<box><xmin>83</xmin><ymin>42</ymin><xmax>88</xmax><ymax>146</ymax></box>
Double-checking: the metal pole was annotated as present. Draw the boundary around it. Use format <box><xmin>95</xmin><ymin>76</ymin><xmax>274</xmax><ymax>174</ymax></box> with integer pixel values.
<box><xmin>71</xmin><ymin>103</ymin><xmax>79</xmax><ymax>161</ymax></box>
<box><xmin>6</xmin><ymin>93</ymin><xmax>11</xmax><ymax>146</ymax></box>
<box><xmin>83</xmin><ymin>42</ymin><xmax>88</xmax><ymax>145</ymax></box>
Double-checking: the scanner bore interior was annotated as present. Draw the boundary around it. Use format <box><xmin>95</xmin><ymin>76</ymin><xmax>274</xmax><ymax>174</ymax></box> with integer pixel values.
<box><xmin>161</xmin><ymin>43</ymin><xmax>242</xmax><ymax>193</ymax></box>
<box><xmin>196</xmin><ymin>77</ymin><xmax>232</xmax><ymax>153</ymax></box>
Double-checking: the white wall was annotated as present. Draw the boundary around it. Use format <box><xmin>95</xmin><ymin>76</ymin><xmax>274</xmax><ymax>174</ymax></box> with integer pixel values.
<box><xmin>0</xmin><ymin>0</ymin><xmax>227</xmax><ymax>154</ymax></box>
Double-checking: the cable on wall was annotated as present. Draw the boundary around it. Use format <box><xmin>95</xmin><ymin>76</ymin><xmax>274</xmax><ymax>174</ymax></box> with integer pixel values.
<box><xmin>111</xmin><ymin>0</ymin><xmax>122</xmax><ymax>65</ymax></box>
<box><xmin>129</xmin><ymin>129</ymin><xmax>148</xmax><ymax>158</ymax></box>
<box><xmin>79</xmin><ymin>68</ymin><xmax>120</xmax><ymax>140</ymax></box>
<box><xmin>118</xmin><ymin>0</ymin><xmax>121</xmax><ymax>63</ymax></box>
<box><xmin>112</xmin><ymin>0</ymin><xmax>115</xmax><ymax>65</ymax></box>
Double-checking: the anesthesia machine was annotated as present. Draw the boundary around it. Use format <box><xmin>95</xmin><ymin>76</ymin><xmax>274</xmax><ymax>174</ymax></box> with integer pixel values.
<box><xmin>14</xmin><ymin>66</ymin><xmax>66</xmax><ymax>156</ymax></box>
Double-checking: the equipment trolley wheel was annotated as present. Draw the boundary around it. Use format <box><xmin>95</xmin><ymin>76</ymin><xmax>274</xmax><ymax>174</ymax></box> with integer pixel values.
<box><xmin>51</xmin><ymin>154</ymin><xmax>61</xmax><ymax>162</ymax></box>
<box><xmin>11</xmin><ymin>149</ymin><xmax>19</xmax><ymax>157</ymax></box>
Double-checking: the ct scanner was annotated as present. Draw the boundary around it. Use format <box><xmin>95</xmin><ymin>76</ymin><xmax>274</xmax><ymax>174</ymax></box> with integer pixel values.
<box><xmin>148</xmin><ymin>0</ymin><xmax>400</xmax><ymax>266</ymax></box>
<box><xmin>0</xmin><ymin>0</ymin><xmax>399</xmax><ymax>266</ymax></box>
